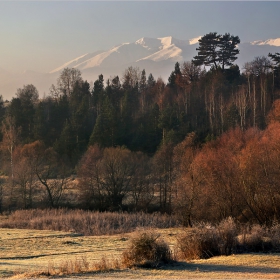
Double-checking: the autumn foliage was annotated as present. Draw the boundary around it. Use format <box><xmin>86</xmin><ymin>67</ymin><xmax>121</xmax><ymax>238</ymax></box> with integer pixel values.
<box><xmin>188</xmin><ymin>122</ymin><xmax>280</xmax><ymax>224</ymax></box>
<box><xmin>0</xmin><ymin>53</ymin><xmax>280</xmax><ymax>225</ymax></box>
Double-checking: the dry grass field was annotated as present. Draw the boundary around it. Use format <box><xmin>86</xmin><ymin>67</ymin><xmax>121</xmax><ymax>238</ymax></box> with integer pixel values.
<box><xmin>1</xmin><ymin>227</ymin><xmax>280</xmax><ymax>279</ymax></box>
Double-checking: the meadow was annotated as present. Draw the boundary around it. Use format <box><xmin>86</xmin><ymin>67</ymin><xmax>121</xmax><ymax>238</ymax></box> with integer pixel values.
<box><xmin>1</xmin><ymin>210</ymin><xmax>280</xmax><ymax>279</ymax></box>
<box><xmin>1</xmin><ymin>228</ymin><xmax>280</xmax><ymax>279</ymax></box>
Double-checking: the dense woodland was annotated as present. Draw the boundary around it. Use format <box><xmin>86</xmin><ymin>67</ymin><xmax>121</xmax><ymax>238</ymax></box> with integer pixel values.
<box><xmin>1</xmin><ymin>33</ymin><xmax>280</xmax><ymax>225</ymax></box>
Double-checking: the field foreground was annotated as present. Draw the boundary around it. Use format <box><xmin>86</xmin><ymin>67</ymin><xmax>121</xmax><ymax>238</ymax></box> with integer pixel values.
<box><xmin>0</xmin><ymin>228</ymin><xmax>280</xmax><ymax>279</ymax></box>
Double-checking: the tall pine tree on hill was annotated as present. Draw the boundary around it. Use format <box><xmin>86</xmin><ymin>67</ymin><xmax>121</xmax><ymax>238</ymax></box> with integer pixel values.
<box><xmin>193</xmin><ymin>32</ymin><xmax>240</xmax><ymax>71</ymax></box>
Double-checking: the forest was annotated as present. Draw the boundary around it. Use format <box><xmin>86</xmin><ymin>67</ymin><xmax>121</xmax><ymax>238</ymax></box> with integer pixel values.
<box><xmin>0</xmin><ymin>33</ymin><xmax>280</xmax><ymax>226</ymax></box>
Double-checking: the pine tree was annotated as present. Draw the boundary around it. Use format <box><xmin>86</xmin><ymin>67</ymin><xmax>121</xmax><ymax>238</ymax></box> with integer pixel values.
<box><xmin>218</xmin><ymin>33</ymin><xmax>240</xmax><ymax>70</ymax></box>
<box><xmin>92</xmin><ymin>74</ymin><xmax>105</xmax><ymax>116</ymax></box>
<box><xmin>147</xmin><ymin>73</ymin><xmax>156</xmax><ymax>88</ymax></box>
<box><xmin>193</xmin><ymin>32</ymin><xmax>240</xmax><ymax>71</ymax></box>
<box><xmin>89</xmin><ymin>97</ymin><xmax>118</xmax><ymax>147</ymax></box>
<box><xmin>54</xmin><ymin>120</ymin><xmax>77</xmax><ymax>162</ymax></box>
<box><xmin>193</xmin><ymin>32</ymin><xmax>220</xmax><ymax>70</ymax></box>
<box><xmin>168</xmin><ymin>62</ymin><xmax>182</xmax><ymax>88</ymax></box>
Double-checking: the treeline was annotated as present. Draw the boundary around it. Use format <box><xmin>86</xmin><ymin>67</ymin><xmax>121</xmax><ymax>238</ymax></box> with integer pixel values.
<box><xmin>3</xmin><ymin>57</ymin><xmax>280</xmax><ymax>159</ymax></box>
<box><xmin>0</xmin><ymin>38</ymin><xmax>280</xmax><ymax>224</ymax></box>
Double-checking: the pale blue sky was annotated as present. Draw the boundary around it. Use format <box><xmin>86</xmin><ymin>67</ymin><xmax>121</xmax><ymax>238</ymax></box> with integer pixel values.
<box><xmin>0</xmin><ymin>1</ymin><xmax>279</xmax><ymax>73</ymax></box>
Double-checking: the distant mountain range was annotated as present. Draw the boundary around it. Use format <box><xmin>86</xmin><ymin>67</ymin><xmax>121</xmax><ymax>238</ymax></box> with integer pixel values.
<box><xmin>1</xmin><ymin>36</ymin><xmax>280</xmax><ymax>100</ymax></box>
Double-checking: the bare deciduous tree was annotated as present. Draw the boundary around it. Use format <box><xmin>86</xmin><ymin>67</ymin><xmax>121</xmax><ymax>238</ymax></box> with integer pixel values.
<box><xmin>16</xmin><ymin>141</ymin><xmax>70</xmax><ymax>208</ymax></box>
<box><xmin>57</xmin><ymin>68</ymin><xmax>83</xmax><ymax>96</ymax></box>
<box><xmin>122</xmin><ymin>66</ymin><xmax>141</xmax><ymax>90</ymax></box>
<box><xmin>1</xmin><ymin>116</ymin><xmax>20</xmax><ymax>179</ymax></box>
<box><xmin>78</xmin><ymin>146</ymin><xmax>139</xmax><ymax>211</ymax></box>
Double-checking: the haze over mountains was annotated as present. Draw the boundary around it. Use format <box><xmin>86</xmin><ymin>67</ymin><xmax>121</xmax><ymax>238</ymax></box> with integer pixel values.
<box><xmin>1</xmin><ymin>36</ymin><xmax>280</xmax><ymax>100</ymax></box>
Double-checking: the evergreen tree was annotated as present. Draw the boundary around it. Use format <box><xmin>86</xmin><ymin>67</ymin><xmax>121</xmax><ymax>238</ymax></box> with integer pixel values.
<box><xmin>70</xmin><ymin>81</ymin><xmax>93</xmax><ymax>154</ymax></box>
<box><xmin>268</xmin><ymin>52</ymin><xmax>280</xmax><ymax>67</ymax></box>
<box><xmin>89</xmin><ymin>97</ymin><xmax>118</xmax><ymax>147</ymax></box>
<box><xmin>135</xmin><ymin>103</ymin><xmax>162</xmax><ymax>153</ymax></box>
<box><xmin>140</xmin><ymin>69</ymin><xmax>147</xmax><ymax>92</ymax></box>
<box><xmin>105</xmin><ymin>76</ymin><xmax>122</xmax><ymax>108</ymax></box>
<box><xmin>147</xmin><ymin>73</ymin><xmax>156</xmax><ymax>88</ymax></box>
<box><xmin>54</xmin><ymin>120</ymin><xmax>77</xmax><ymax>163</ymax></box>
<box><xmin>33</xmin><ymin>101</ymin><xmax>47</xmax><ymax>142</ymax></box>
<box><xmin>8</xmin><ymin>84</ymin><xmax>39</xmax><ymax>142</ymax></box>
<box><xmin>158</xmin><ymin>106</ymin><xmax>179</xmax><ymax>144</ymax></box>
<box><xmin>92</xmin><ymin>74</ymin><xmax>105</xmax><ymax>115</ymax></box>
<box><xmin>168</xmin><ymin>62</ymin><xmax>182</xmax><ymax>88</ymax></box>
<box><xmin>193</xmin><ymin>32</ymin><xmax>220</xmax><ymax>70</ymax></box>
<box><xmin>218</xmin><ymin>33</ymin><xmax>240</xmax><ymax>70</ymax></box>
<box><xmin>193</xmin><ymin>32</ymin><xmax>240</xmax><ymax>71</ymax></box>
<box><xmin>269</xmin><ymin>52</ymin><xmax>280</xmax><ymax>89</ymax></box>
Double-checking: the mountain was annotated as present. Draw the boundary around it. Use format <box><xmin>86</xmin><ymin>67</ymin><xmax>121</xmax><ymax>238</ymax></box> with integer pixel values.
<box><xmin>50</xmin><ymin>36</ymin><xmax>192</xmax><ymax>76</ymax></box>
<box><xmin>47</xmin><ymin>36</ymin><xmax>198</xmax><ymax>88</ymax></box>
<box><xmin>251</xmin><ymin>38</ymin><xmax>280</xmax><ymax>47</ymax></box>
<box><xmin>50</xmin><ymin>36</ymin><xmax>280</xmax><ymax>80</ymax></box>
<box><xmin>1</xmin><ymin>36</ymin><xmax>280</xmax><ymax>100</ymax></box>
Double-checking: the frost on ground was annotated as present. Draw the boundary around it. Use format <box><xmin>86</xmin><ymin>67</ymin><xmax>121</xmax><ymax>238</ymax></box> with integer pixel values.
<box><xmin>1</xmin><ymin>228</ymin><xmax>280</xmax><ymax>280</ymax></box>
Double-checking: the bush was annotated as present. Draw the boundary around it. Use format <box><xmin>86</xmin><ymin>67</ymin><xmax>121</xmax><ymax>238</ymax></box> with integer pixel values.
<box><xmin>176</xmin><ymin>225</ymin><xmax>220</xmax><ymax>260</ymax></box>
<box><xmin>177</xmin><ymin>218</ymin><xmax>238</xmax><ymax>260</ymax></box>
<box><xmin>269</xmin><ymin>222</ymin><xmax>280</xmax><ymax>251</ymax></box>
<box><xmin>176</xmin><ymin>231</ymin><xmax>202</xmax><ymax>260</ymax></box>
<box><xmin>238</xmin><ymin>224</ymin><xmax>273</xmax><ymax>253</ymax></box>
<box><xmin>177</xmin><ymin>217</ymin><xmax>280</xmax><ymax>260</ymax></box>
<box><xmin>217</xmin><ymin>217</ymin><xmax>238</xmax><ymax>255</ymax></box>
<box><xmin>122</xmin><ymin>231</ymin><xmax>173</xmax><ymax>268</ymax></box>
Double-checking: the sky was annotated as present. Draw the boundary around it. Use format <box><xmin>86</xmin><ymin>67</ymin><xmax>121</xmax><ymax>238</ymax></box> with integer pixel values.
<box><xmin>0</xmin><ymin>1</ymin><xmax>279</xmax><ymax>74</ymax></box>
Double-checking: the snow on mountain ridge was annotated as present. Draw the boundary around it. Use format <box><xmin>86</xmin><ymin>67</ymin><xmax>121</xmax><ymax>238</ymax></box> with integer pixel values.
<box><xmin>2</xmin><ymin>35</ymin><xmax>280</xmax><ymax>100</ymax></box>
<box><xmin>50</xmin><ymin>52</ymin><xmax>103</xmax><ymax>74</ymax></box>
<box><xmin>79</xmin><ymin>44</ymin><xmax>130</xmax><ymax>69</ymax></box>
<box><xmin>159</xmin><ymin>36</ymin><xmax>174</xmax><ymax>48</ymax></box>
<box><xmin>49</xmin><ymin>36</ymin><xmax>280</xmax><ymax>75</ymax></box>
<box><xmin>137</xmin><ymin>44</ymin><xmax>182</xmax><ymax>62</ymax></box>
<box><xmin>189</xmin><ymin>36</ymin><xmax>202</xmax><ymax>45</ymax></box>
<box><xmin>50</xmin><ymin>54</ymin><xmax>89</xmax><ymax>74</ymax></box>
<box><xmin>135</xmin><ymin>37</ymin><xmax>162</xmax><ymax>50</ymax></box>
<box><xmin>135</xmin><ymin>36</ymin><xmax>189</xmax><ymax>51</ymax></box>
<box><xmin>159</xmin><ymin>36</ymin><xmax>189</xmax><ymax>49</ymax></box>
<box><xmin>68</xmin><ymin>42</ymin><xmax>153</xmax><ymax>71</ymax></box>
<box><xmin>251</xmin><ymin>38</ymin><xmax>280</xmax><ymax>47</ymax></box>
<box><xmin>50</xmin><ymin>36</ymin><xmax>186</xmax><ymax>74</ymax></box>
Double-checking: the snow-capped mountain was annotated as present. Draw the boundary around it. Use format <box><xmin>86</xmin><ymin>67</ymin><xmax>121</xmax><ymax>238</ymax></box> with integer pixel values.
<box><xmin>251</xmin><ymin>38</ymin><xmax>280</xmax><ymax>47</ymax></box>
<box><xmin>50</xmin><ymin>36</ymin><xmax>280</xmax><ymax>79</ymax></box>
<box><xmin>1</xmin><ymin>36</ymin><xmax>280</xmax><ymax>100</ymax></box>
<box><xmin>50</xmin><ymin>36</ymin><xmax>192</xmax><ymax>75</ymax></box>
<box><xmin>47</xmin><ymin>36</ymin><xmax>198</xmax><ymax>91</ymax></box>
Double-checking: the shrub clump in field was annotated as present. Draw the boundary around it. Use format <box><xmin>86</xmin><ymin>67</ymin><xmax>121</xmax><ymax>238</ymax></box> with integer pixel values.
<box><xmin>122</xmin><ymin>231</ymin><xmax>173</xmax><ymax>268</ymax></box>
<box><xmin>176</xmin><ymin>217</ymin><xmax>280</xmax><ymax>260</ymax></box>
<box><xmin>238</xmin><ymin>224</ymin><xmax>274</xmax><ymax>253</ymax></box>
<box><xmin>176</xmin><ymin>226</ymin><xmax>220</xmax><ymax>260</ymax></box>
<box><xmin>217</xmin><ymin>217</ymin><xmax>238</xmax><ymax>255</ymax></box>
<box><xmin>177</xmin><ymin>217</ymin><xmax>238</xmax><ymax>260</ymax></box>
